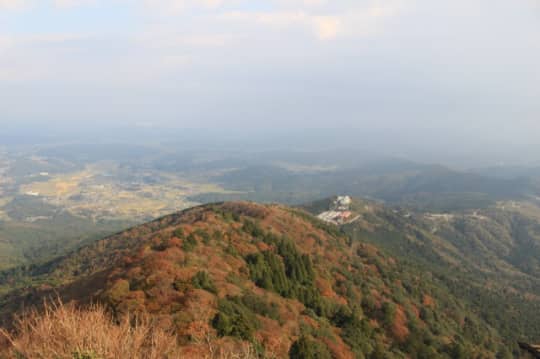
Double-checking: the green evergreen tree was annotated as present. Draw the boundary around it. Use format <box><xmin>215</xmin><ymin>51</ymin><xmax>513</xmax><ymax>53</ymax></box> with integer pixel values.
<box><xmin>289</xmin><ymin>336</ymin><xmax>332</xmax><ymax>359</ymax></box>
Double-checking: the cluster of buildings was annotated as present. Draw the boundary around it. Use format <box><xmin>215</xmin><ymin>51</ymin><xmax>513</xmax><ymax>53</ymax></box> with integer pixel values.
<box><xmin>317</xmin><ymin>196</ymin><xmax>355</xmax><ymax>225</ymax></box>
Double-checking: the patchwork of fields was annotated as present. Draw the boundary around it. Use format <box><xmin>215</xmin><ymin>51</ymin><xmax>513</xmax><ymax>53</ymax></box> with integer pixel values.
<box><xmin>0</xmin><ymin>150</ymin><xmax>241</xmax><ymax>269</ymax></box>
<box><xmin>17</xmin><ymin>163</ymin><xmax>234</xmax><ymax>221</ymax></box>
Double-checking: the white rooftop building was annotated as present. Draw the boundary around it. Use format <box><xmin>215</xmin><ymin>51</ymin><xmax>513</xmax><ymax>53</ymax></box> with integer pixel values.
<box><xmin>333</xmin><ymin>196</ymin><xmax>352</xmax><ymax>211</ymax></box>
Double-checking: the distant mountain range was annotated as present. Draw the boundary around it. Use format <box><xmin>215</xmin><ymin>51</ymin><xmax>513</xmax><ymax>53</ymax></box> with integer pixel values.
<box><xmin>191</xmin><ymin>160</ymin><xmax>540</xmax><ymax>212</ymax></box>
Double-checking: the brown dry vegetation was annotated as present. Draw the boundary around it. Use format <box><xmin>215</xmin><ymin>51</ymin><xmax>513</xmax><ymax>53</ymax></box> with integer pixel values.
<box><xmin>0</xmin><ymin>300</ymin><xmax>181</xmax><ymax>359</ymax></box>
<box><xmin>0</xmin><ymin>300</ymin><xmax>257</xmax><ymax>359</ymax></box>
<box><xmin>0</xmin><ymin>202</ymin><xmax>511</xmax><ymax>358</ymax></box>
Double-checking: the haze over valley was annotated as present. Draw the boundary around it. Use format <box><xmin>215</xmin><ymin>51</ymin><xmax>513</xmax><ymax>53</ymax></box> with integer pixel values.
<box><xmin>1</xmin><ymin>0</ymin><xmax>540</xmax><ymax>357</ymax></box>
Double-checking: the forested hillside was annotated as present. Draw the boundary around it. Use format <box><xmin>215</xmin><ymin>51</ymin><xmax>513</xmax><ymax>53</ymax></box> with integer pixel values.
<box><xmin>0</xmin><ymin>202</ymin><xmax>514</xmax><ymax>358</ymax></box>
<box><xmin>304</xmin><ymin>197</ymin><xmax>540</xmax><ymax>349</ymax></box>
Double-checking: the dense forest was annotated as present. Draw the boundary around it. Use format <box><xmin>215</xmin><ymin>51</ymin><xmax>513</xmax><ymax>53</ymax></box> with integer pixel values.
<box><xmin>0</xmin><ymin>202</ymin><xmax>522</xmax><ymax>358</ymax></box>
<box><xmin>304</xmin><ymin>197</ymin><xmax>540</xmax><ymax>349</ymax></box>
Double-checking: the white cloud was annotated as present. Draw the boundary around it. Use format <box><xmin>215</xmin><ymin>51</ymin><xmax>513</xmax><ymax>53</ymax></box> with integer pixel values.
<box><xmin>241</xmin><ymin>11</ymin><xmax>342</xmax><ymax>40</ymax></box>
<box><xmin>0</xmin><ymin>0</ymin><xmax>98</xmax><ymax>10</ymax></box>
<box><xmin>161</xmin><ymin>54</ymin><xmax>192</xmax><ymax>68</ymax></box>
<box><xmin>0</xmin><ymin>0</ymin><xmax>402</xmax><ymax>44</ymax></box>
<box><xmin>53</xmin><ymin>0</ymin><xmax>95</xmax><ymax>9</ymax></box>
<box><xmin>0</xmin><ymin>0</ymin><xmax>29</xmax><ymax>10</ymax></box>
<box><xmin>271</xmin><ymin>0</ymin><xmax>327</xmax><ymax>8</ymax></box>
<box><xmin>0</xmin><ymin>31</ymin><xmax>194</xmax><ymax>84</ymax></box>
<box><xmin>219</xmin><ymin>2</ymin><xmax>399</xmax><ymax>41</ymax></box>
<box><xmin>0</xmin><ymin>36</ymin><xmax>14</xmax><ymax>51</ymax></box>
<box><xmin>138</xmin><ymin>24</ymin><xmax>236</xmax><ymax>48</ymax></box>
<box><xmin>0</xmin><ymin>0</ymin><xmax>405</xmax><ymax>84</ymax></box>
<box><xmin>142</xmin><ymin>0</ymin><xmax>230</xmax><ymax>13</ymax></box>
<box><xmin>0</xmin><ymin>33</ymin><xmax>87</xmax><ymax>82</ymax></box>
<box><xmin>25</xmin><ymin>33</ymin><xmax>91</xmax><ymax>43</ymax></box>
<box><xmin>312</xmin><ymin>16</ymin><xmax>341</xmax><ymax>40</ymax></box>
<box><xmin>302</xmin><ymin>0</ymin><xmax>327</xmax><ymax>6</ymax></box>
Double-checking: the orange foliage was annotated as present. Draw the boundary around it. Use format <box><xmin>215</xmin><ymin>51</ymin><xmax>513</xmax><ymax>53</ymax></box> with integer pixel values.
<box><xmin>303</xmin><ymin>236</ymin><xmax>316</xmax><ymax>249</ymax></box>
<box><xmin>369</xmin><ymin>319</ymin><xmax>380</xmax><ymax>328</ymax></box>
<box><xmin>410</xmin><ymin>304</ymin><xmax>421</xmax><ymax>320</ymax></box>
<box><xmin>316</xmin><ymin>277</ymin><xmax>336</xmax><ymax>298</ymax></box>
<box><xmin>0</xmin><ymin>202</ymin><xmax>448</xmax><ymax>358</ymax></box>
<box><xmin>322</xmin><ymin>337</ymin><xmax>355</xmax><ymax>359</ymax></box>
<box><xmin>168</xmin><ymin>237</ymin><xmax>182</xmax><ymax>247</ymax></box>
<box><xmin>423</xmin><ymin>294</ymin><xmax>436</xmax><ymax>308</ymax></box>
<box><xmin>256</xmin><ymin>241</ymin><xmax>271</xmax><ymax>252</ymax></box>
<box><xmin>391</xmin><ymin>305</ymin><xmax>410</xmax><ymax>343</ymax></box>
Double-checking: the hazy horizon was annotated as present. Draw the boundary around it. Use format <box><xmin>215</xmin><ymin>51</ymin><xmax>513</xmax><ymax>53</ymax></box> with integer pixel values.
<box><xmin>1</xmin><ymin>0</ymin><xmax>540</xmax><ymax>167</ymax></box>
<box><xmin>3</xmin><ymin>3</ymin><xmax>540</xmax><ymax>354</ymax></box>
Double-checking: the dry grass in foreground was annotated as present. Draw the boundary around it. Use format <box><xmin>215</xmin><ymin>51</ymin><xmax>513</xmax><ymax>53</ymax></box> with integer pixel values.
<box><xmin>0</xmin><ymin>301</ymin><xmax>181</xmax><ymax>359</ymax></box>
<box><xmin>0</xmin><ymin>301</ymin><xmax>258</xmax><ymax>359</ymax></box>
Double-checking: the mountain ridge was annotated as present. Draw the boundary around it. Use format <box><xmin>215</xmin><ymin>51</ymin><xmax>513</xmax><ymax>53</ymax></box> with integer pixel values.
<box><xmin>304</xmin><ymin>196</ymin><xmax>540</xmax><ymax>346</ymax></box>
<box><xmin>0</xmin><ymin>201</ymin><xmax>513</xmax><ymax>358</ymax></box>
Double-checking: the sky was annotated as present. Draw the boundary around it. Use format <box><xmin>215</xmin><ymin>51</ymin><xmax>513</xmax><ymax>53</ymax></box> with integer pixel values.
<box><xmin>0</xmin><ymin>0</ymin><xmax>539</xmax><ymax>156</ymax></box>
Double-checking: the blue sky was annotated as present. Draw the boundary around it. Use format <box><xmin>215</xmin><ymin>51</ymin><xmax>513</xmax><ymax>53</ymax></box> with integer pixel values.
<box><xmin>1</xmin><ymin>0</ymin><xmax>539</xmax><ymax>150</ymax></box>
